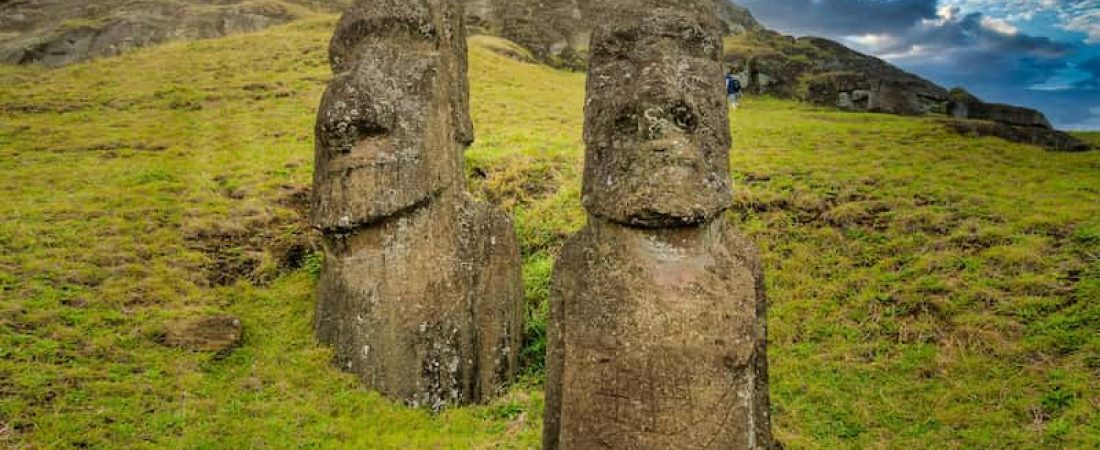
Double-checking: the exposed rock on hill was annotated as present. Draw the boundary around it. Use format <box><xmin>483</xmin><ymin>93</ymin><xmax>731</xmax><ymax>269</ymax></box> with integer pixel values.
<box><xmin>725</xmin><ymin>32</ymin><xmax>948</xmax><ymax>116</ymax></box>
<box><xmin>944</xmin><ymin>120</ymin><xmax>1091</xmax><ymax>152</ymax></box>
<box><xmin>719</xmin><ymin>13</ymin><xmax>1087</xmax><ymax>151</ymax></box>
<box><xmin>942</xmin><ymin>89</ymin><xmax>1088</xmax><ymax>151</ymax></box>
<box><xmin>0</xmin><ymin>0</ymin><xmax>349</xmax><ymax>66</ymax></box>
<box><xmin>948</xmin><ymin>88</ymin><xmax>1051</xmax><ymax>129</ymax></box>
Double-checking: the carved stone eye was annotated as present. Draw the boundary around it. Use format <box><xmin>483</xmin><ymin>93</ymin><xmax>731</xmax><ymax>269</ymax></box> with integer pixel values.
<box><xmin>671</xmin><ymin>103</ymin><xmax>698</xmax><ymax>132</ymax></box>
<box><xmin>615</xmin><ymin>113</ymin><xmax>638</xmax><ymax>136</ymax></box>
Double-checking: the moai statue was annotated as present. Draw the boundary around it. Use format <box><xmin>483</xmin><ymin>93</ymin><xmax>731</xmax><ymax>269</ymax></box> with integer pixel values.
<box><xmin>311</xmin><ymin>0</ymin><xmax>524</xmax><ymax>411</ymax></box>
<box><xmin>543</xmin><ymin>0</ymin><xmax>775</xmax><ymax>448</ymax></box>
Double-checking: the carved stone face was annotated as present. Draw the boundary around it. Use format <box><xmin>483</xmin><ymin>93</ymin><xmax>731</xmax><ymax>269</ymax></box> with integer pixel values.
<box><xmin>582</xmin><ymin>9</ymin><xmax>732</xmax><ymax>227</ymax></box>
<box><xmin>311</xmin><ymin>0</ymin><xmax>473</xmax><ymax>231</ymax></box>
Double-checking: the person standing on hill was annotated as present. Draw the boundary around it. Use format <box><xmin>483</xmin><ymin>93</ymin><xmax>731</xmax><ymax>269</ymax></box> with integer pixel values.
<box><xmin>726</xmin><ymin>68</ymin><xmax>742</xmax><ymax>109</ymax></box>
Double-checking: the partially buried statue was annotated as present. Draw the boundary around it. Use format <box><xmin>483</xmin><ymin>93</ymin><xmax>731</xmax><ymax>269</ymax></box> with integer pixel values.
<box><xmin>543</xmin><ymin>0</ymin><xmax>775</xmax><ymax>448</ymax></box>
<box><xmin>311</xmin><ymin>0</ymin><xmax>523</xmax><ymax>411</ymax></box>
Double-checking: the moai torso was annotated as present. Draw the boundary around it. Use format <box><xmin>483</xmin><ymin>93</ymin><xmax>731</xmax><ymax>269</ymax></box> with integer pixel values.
<box><xmin>311</xmin><ymin>0</ymin><xmax>522</xmax><ymax>411</ymax></box>
<box><xmin>544</xmin><ymin>1</ymin><xmax>774</xmax><ymax>448</ymax></box>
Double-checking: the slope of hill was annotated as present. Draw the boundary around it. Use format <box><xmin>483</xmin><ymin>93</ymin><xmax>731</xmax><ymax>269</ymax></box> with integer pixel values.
<box><xmin>0</xmin><ymin>0</ymin><xmax>351</xmax><ymax>66</ymax></box>
<box><xmin>461</xmin><ymin>0</ymin><xmax>761</xmax><ymax>69</ymax></box>
<box><xmin>2</xmin><ymin>15</ymin><xmax>1100</xmax><ymax>449</ymax></box>
<box><xmin>3</xmin><ymin>0</ymin><xmax>1084</xmax><ymax>150</ymax></box>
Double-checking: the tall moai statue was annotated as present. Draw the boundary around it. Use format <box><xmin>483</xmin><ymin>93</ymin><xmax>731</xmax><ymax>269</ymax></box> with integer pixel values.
<box><xmin>311</xmin><ymin>0</ymin><xmax>524</xmax><ymax>411</ymax></box>
<box><xmin>543</xmin><ymin>0</ymin><xmax>775</xmax><ymax>448</ymax></box>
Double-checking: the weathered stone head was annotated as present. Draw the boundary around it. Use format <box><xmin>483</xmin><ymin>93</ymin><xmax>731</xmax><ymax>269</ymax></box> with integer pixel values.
<box><xmin>311</xmin><ymin>0</ymin><xmax>474</xmax><ymax>231</ymax></box>
<box><xmin>582</xmin><ymin>1</ymin><xmax>732</xmax><ymax>227</ymax></box>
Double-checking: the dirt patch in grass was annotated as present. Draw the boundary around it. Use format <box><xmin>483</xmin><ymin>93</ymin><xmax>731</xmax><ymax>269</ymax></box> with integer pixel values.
<box><xmin>183</xmin><ymin>185</ymin><xmax>319</xmax><ymax>287</ymax></box>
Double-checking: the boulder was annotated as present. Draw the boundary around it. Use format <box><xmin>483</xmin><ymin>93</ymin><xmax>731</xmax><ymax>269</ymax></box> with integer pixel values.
<box><xmin>161</xmin><ymin>315</ymin><xmax>243</xmax><ymax>352</ymax></box>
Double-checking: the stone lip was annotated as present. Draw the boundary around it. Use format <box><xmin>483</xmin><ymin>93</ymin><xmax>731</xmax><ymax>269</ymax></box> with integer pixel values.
<box><xmin>580</xmin><ymin>6</ymin><xmax>733</xmax><ymax>228</ymax></box>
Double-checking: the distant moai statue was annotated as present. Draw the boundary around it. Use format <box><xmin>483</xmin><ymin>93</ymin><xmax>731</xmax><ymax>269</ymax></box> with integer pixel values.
<box><xmin>543</xmin><ymin>0</ymin><xmax>775</xmax><ymax>448</ymax></box>
<box><xmin>311</xmin><ymin>0</ymin><xmax>523</xmax><ymax>411</ymax></box>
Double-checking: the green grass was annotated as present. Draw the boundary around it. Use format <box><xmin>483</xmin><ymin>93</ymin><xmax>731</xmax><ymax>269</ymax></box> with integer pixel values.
<box><xmin>2</xmin><ymin>16</ymin><xmax>1099</xmax><ymax>449</ymax></box>
<box><xmin>1073</xmin><ymin>131</ymin><xmax>1100</xmax><ymax>150</ymax></box>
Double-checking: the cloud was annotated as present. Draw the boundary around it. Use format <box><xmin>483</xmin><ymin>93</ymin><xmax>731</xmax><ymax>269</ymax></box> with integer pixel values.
<box><xmin>834</xmin><ymin>7</ymin><xmax>1074</xmax><ymax>92</ymax></box>
<box><xmin>847</xmin><ymin>8</ymin><xmax>1071</xmax><ymax>61</ymax></box>
<box><xmin>732</xmin><ymin>0</ymin><xmax>1100</xmax><ymax>129</ymax></box>
<box><xmin>736</xmin><ymin>0</ymin><xmax>939</xmax><ymax>36</ymax></box>
<box><xmin>1058</xmin><ymin>1</ymin><xmax>1100</xmax><ymax>44</ymax></box>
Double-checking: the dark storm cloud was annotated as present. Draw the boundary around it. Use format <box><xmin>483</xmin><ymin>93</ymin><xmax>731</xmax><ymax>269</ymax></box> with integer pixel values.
<box><xmin>737</xmin><ymin>0</ymin><xmax>939</xmax><ymax>36</ymax></box>
<box><xmin>875</xmin><ymin>11</ymin><xmax>1071</xmax><ymax>60</ymax></box>
<box><xmin>1083</xmin><ymin>57</ymin><xmax>1100</xmax><ymax>75</ymax></box>
<box><xmin>878</xmin><ymin>11</ymin><xmax>1073</xmax><ymax>89</ymax></box>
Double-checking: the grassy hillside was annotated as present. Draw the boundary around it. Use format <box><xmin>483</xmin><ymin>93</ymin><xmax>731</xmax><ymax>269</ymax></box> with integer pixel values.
<box><xmin>2</xmin><ymin>16</ymin><xmax>1099</xmax><ymax>449</ymax></box>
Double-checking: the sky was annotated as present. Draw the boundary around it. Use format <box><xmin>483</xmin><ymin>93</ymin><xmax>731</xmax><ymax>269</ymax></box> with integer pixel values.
<box><xmin>735</xmin><ymin>0</ymin><xmax>1100</xmax><ymax>130</ymax></box>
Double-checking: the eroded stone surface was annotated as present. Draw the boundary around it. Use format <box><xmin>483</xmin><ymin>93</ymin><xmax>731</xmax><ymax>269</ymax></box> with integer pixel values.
<box><xmin>312</xmin><ymin>0</ymin><xmax>471</xmax><ymax>230</ymax></box>
<box><xmin>315</xmin><ymin>190</ymin><xmax>523</xmax><ymax>409</ymax></box>
<box><xmin>947</xmin><ymin>88</ymin><xmax>1053</xmax><ymax>129</ymax></box>
<box><xmin>312</xmin><ymin>0</ymin><xmax>522</xmax><ymax>410</ymax></box>
<box><xmin>545</xmin><ymin>1</ymin><xmax>774</xmax><ymax>448</ymax></box>
<box><xmin>545</xmin><ymin>219</ymin><xmax>772</xmax><ymax>449</ymax></box>
<box><xmin>581</xmin><ymin>3</ymin><xmax>732</xmax><ymax>227</ymax></box>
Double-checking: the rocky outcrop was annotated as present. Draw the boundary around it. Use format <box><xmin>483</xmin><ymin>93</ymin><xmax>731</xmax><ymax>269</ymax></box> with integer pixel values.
<box><xmin>726</xmin><ymin>33</ymin><xmax>948</xmax><ymax>115</ymax></box>
<box><xmin>943</xmin><ymin>120</ymin><xmax>1091</xmax><ymax>152</ymax></box>
<box><xmin>543</xmin><ymin>1</ymin><xmax>774</xmax><ymax>448</ymax></box>
<box><xmin>311</xmin><ymin>0</ymin><xmax>523</xmax><ymax>411</ymax></box>
<box><xmin>948</xmin><ymin>89</ymin><xmax>1052</xmax><ymax>129</ymax></box>
<box><xmin>942</xmin><ymin>89</ymin><xmax>1087</xmax><ymax>151</ymax></box>
<box><xmin>0</xmin><ymin>0</ymin><xmax>349</xmax><ymax>67</ymax></box>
